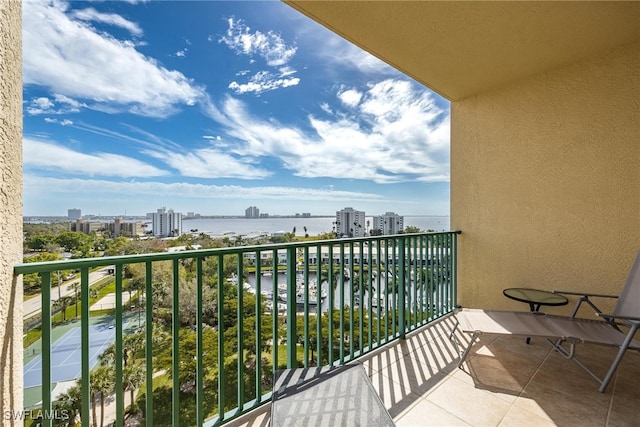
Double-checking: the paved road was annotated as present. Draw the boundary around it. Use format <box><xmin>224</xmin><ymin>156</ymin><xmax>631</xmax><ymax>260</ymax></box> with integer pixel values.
<box><xmin>23</xmin><ymin>266</ymin><xmax>114</xmax><ymax>318</ymax></box>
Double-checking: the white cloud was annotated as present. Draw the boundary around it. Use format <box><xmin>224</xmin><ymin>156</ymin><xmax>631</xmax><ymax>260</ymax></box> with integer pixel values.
<box><xmin>142</xmin><ymin>147</ymin><xmax>271</xmax><ymax>179</ymax></box>
<box><xmin>204</xmin><ymin>79</ymin><xmax>450</xmax><ymax>184</ymax></box>
<box><xmin>26</xmin><ymin>97</ymin><xmax>55</xmax><ymax>115</ymax></box>
<box><xmin>337</xmin><ymin>89</ymin><xmax>363</xmax><ymax>108</ymax></box>
<box><xmin>24</xmin><ymin>175</ymin><xmax>383</xmax><ymax>203</ymax></box>
<box><xmin>23</xmin><ymin>138</ymin><xmax>168</xmax><ymax>178</ymax></box>
<box><xmin>228</xmin><ymin>71</ymin><xmax>300</xmax><ymax>95</ymax></box>
<box><xmin>279</xmin><ymin>66</ymin><xmax>297</xmax><ymax>77</ymax></box>
<box><xmin>202</xmin><ymin>135</ymin><xmax>222</xmax><ymax>141</ymax></box>
<box><xmin>54</xmin><ymin>94</ymin><xmax>84</xmax><ymax>111</ymax></box>
<box><xmin>70</xmin><ymin>7</ymin><xmax>143</xmax><ymax>36</ymax></box>
<box><xmin>26</xmin><ymin>94</ymin><xmax>85</xmax><ymax>115</ymax></box>
<box><xmin>220</xmin><ymin>18</ymin><xmax>297</xmax><ymax>67</ymax></box>
<box><xmin>319</xmin><ymin>103</ymin><xmax>333</xmax><ymax>115</ymax></box>
<box><xmin>291</xmin><ymin>18</ymin><xmax>393</xmax><ymax>76</ymax></box>
<box><xmin>43</xmin><ymin>117</ymin><xmax>74</xmax><ymax>126</ymax></box>
<box><xmin>23</xmin><ymin>0</ymin><xmax>204</xmax><ymax>118</ymax></box>
<box><xmin>220</xmin><ymin>19</ymin><xmax>300</xmax><ymax>95</ymax></box>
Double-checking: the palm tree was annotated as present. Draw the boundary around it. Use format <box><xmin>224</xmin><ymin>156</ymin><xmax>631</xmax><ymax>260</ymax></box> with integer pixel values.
<box><xmin>53</xmin><ymin>383</ymin><xmax>81</xmax><ymax>426</ymax></box>
<box><xmin>99</xmin><ymin>332</ymin><xmax>144</xmax><ymax>368</ymax></box>
<box><xmin>69</xmin><ymin>281</ymin><xmax>81</xmax><ymax>318</ymax></box>
<box><xmin>52</xmin><ymin>295</ymin><xmax>74</xmax><ymax>322</ymax></box>
<box><xmin>123</xmin><ymin>362</ymin><xmax>146</xmax><ymax>415</ymax></box>
<box><xmin>151</xmin><ymin>282</ymin><xmax>168</xmax><ymax>323</ymax></box>
<box><xmin>90</xmin><ymin>365</ymin><xmax>114</xmax><ymax>427</ymax></box>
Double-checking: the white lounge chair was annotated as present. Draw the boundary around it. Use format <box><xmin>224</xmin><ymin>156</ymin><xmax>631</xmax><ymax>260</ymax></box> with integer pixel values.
<box><xmin>450</xmin><ymin>250</ymin><xmax>640</xmax><ymax>393</ymax></box>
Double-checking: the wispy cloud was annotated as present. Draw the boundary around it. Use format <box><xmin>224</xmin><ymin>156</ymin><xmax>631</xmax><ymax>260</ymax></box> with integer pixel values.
<box><xmin>70</xmin><ymin>7</ymin><xmax>144</xmax><ymax>36</ymax></box>
<box><xmin>228</xmin><ymin>70</ymin><xmax>300</xmax><ymax>95</ymax></box>
<box><xmin>26</xmin><ymin>94</ymin><xmax>86</xmax><ymax>116</ymax></box>
<box><xmin>291</xmin><ymin>17</ymin><xmax>393</xmax><ymax>77</ymax></box>
<box><xmin>142</xmin><ymin>147</ymin><xmax>272</xmax><ymax>179</ymax></box>
<box><xmin>23</xmin><ymin>0</ymin><xmax>204</xmax><ymax>118</ymax></box>
<box><xmin>220</xmin><ymin>17</ymin><xmax>297</xmax><ymax>67</ymax></box>
<box><xmin>44</xmin><ymin>118</ymin><xmax>74</xmax><ymax>126</ymax></box>
<box><xmin>204</xmin><ymin>79</ymin><xmax>449</xmax><ymax>184</ymax></box>
<box><xmin>24</xmin><ymin>175</ymin><xmax>383</xmax><ymax>203</ymax></box>
<box><xmin>220</xmin><ymin>17</ymin><xmax>299</xmax><ymax>95</ymax></box>
<box><xmin>23</xmin><ymin>138</ymin><xmax>168</xmax><ymax>178</ymax></box>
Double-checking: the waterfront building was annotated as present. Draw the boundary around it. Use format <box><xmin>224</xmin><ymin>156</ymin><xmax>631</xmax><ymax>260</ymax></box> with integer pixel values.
<box><xmin>152</xmin><ymin>207</ymin><xmax>183</xmax><ymax>237</ymax></box>
<box><xmin>67</xmin><ymin>208</ymin><xmax>81</xmax><ymax>220</ymax></box>
<box><xmin>373</xmin><ymin>212</ymin><xmax>405</xmax><ymax>235</ymax></box>
<box><xmin>245</xmin><ymin>206</ymin><xmax>260</xmax><ymax>218</ymax></box>
<box><xmin>336</xmin><ymin>207</ymin><xmax>366</xmax><ymax>237</ymax></box>
<box><xmin>71</xmin><ymin>218</ymin><xmax>146</xmax><ymax>236</ymax></box>
<box><xmin>72</xmin><ymin>219</ymin><xmax>102</xmax><ymax>234</ymax></box>
<box><xmin>110</xmin><ymin>218</ymin><xmax>146</xmax><ymax>237</ymax></box>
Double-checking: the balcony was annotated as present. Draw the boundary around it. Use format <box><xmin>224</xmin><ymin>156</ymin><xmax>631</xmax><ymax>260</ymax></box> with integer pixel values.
<box><xmin>15</xmin><ymin>232</ymin><xmax>460</xmax><ymax>426</ymax></box>
<box><xmin>231</xmin><ymin>318</ymin><xmax>640</xmax><ymax>427</ymax></box>
<box><xmin>17</xmin><ymin>231</ymin><xmax>640</xmax><ymax>426</ymax></box>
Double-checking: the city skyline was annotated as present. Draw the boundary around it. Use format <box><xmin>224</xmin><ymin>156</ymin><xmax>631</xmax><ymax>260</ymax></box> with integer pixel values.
<box><xmin>23</xmin><ymin>1</ymin><xmax>450</xmax><ymax>217</ymax></box>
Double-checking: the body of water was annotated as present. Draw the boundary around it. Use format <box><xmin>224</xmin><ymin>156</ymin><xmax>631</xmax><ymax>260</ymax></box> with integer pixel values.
<box><xmin>182</xmin><ymin>215</ymin><xmax>450</xmax><ymax>236</ymax></box>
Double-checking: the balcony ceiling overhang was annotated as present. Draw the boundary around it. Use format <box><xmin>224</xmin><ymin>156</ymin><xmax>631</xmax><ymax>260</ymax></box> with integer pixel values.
<box><xmin>284</xmin><ymin>1</ymin><xmax>640</xmax><ymax>101</ymax></box>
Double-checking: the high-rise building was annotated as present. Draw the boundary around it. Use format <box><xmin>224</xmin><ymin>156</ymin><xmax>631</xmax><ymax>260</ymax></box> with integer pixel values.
<box><xmin>152</xmin><ymin>207</ymin><xmax>183</xmax><ymax>237</ymax></box>
<box><xmin>335</xmin><ymin>207</ymin><xmax>366</xmax><ymax>237</ymax></box>
<box><xmin>68</xmin><ymin>208</ymin><xmax>82</xmax><ymax>220</ymax></box>
<box><xmin>372</xmin><ymin>212</ymin><xmax>404</xmax><ymax>235</ymax></box>
<box><xmin>245</xmin><ymin>206</ymin><xmax>260</xmax><ymax>218</ymax></box>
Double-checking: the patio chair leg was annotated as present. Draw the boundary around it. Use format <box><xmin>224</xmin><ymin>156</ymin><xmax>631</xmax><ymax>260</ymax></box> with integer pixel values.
<box><xmin>599</xmin><ymin>323</ymin><xmax>638</xmax><ymax>393</ymax></box>
<box><xmin>456</xmin><ymin>332</ymin><xmax>480</xmax><ymax>368</ymax></box>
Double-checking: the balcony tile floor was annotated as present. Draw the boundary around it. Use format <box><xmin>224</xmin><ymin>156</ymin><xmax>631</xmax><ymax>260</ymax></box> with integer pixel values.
<box><xmin>228</xmin><ymin>314</ymin><xmax>640</xmax><ymax>427</ymax></box>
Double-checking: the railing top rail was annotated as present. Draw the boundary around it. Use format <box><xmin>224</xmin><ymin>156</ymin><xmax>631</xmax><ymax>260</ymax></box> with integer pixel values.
<box><xmin>14</xmin><ymin>230</ymin><xmax>461</xmax><ymax>275</ymax></box>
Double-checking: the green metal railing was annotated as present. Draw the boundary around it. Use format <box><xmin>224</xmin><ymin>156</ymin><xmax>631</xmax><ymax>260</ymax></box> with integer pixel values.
<box><xmin>15</xmin><ymin>231</ymin><xmax>459</xmax><ymax>426</ymax></box>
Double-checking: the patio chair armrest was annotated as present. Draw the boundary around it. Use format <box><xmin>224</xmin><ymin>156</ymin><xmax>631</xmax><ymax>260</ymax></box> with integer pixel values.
<box><xmin>596</xmin><ymin>313</ymin><xmax>640</xmax><ymax>323</ymax></box>
<box><xmin>553</xmin><ymin>290</ymin><xmax>618</xmax><ymax>299</ymax></box>
<box><xmin>553</xmin><ymin>290</ymin><xmax>618</xmax><ymax>319</ymax></box>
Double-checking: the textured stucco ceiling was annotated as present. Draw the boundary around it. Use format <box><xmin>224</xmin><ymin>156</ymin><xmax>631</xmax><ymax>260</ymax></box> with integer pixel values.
<box><xmin>285</xmin><ymin>1</ymin><xmax>640</xmax><ymax>100</ymax></box>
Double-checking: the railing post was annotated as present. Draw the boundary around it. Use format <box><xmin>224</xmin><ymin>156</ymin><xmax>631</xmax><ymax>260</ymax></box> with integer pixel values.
<box><xmin>196</xmin><ymin>257</ymin><xmax>204</xmax><ymax>426</ymax></box>
<box><xmin>145</xmin><ymin>261</ymin><xmax>154</xmax><ymax>426</ymax></box>
<box><xmin>237</xmin><ymin>255</ymin><xmax>245</xmax><ymax>411</ymax></box>
<box><xmin>41</xmin><ymin>272</ymin><xmax>52</xmax><ymax>427</ymax></box>
<box><xmin>217</xmin><ymin>256</ymin><xmax>225</xmax><ymax>422</ymax></box>
<box><xmin>81</xmin><ymin>267</ymin><xmax>91</xmax><ymax>427</ymax></box>
<box><xmin>398</xmin><ymin>238</ymin><xmax>406</xmax><ymax>339</ymax></box>
<box><xmin>286</xmin><ymin>246</ymin><xmax>297</xmax><ymax>368</ymax></box>
<box><xmin>115</xmin><ymin>264</ymin><xmax>124</xmax><ymax>427</ymax></box>
<box><xmin>172</xmin><ymin>259</ymin><xmax>180</xmax><ymax>426</ymax></box>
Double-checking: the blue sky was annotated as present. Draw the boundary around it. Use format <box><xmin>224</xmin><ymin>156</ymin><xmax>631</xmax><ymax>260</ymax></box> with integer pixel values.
<box><xmin>23</xmin><ymin>0</ymin><xmax>450</xmax><ymax>217</ymax></box>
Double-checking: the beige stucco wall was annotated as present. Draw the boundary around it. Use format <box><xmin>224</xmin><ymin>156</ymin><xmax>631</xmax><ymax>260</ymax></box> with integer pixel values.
<box><xmin>0</xmin><ymin>0</ymin><xmax>23</xmax><ymax>419</ymax></box>
<box><xmin>451</xmin><ymin>41</ymin><xmax>640</xmax><ymax>313</ymax></box>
